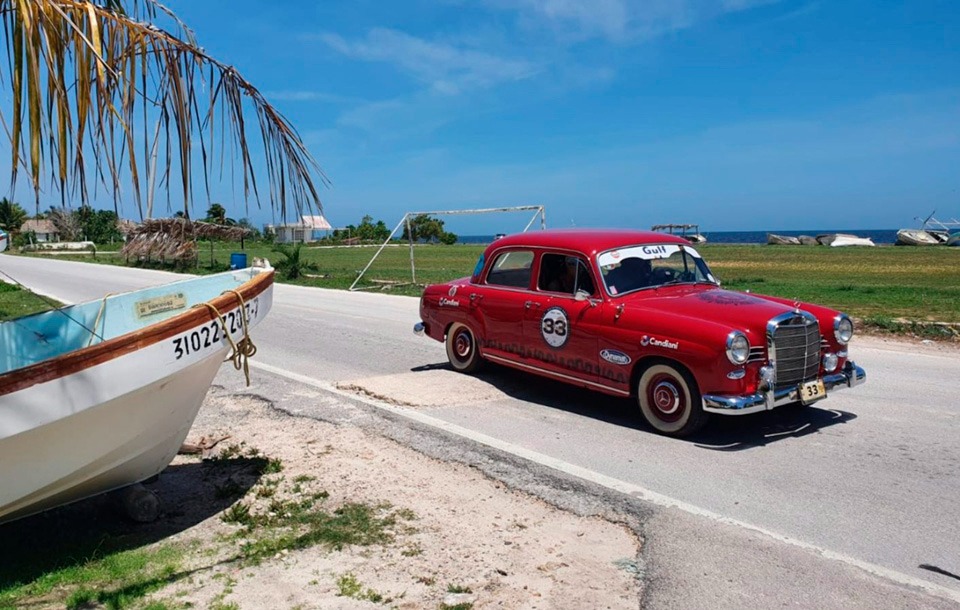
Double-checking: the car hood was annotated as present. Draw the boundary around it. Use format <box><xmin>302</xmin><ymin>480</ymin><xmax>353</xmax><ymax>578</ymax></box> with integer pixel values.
<box><xmin>620</xmin><ymin>285</ymin><xmax>800</xmax><ymax>335</ymax></box>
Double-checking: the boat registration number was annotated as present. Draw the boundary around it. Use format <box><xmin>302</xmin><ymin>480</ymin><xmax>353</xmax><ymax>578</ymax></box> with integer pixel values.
<box><xmin>800</xmin><ymin>379</ymin><xmax>826</xmax><ymax>404</ymax></box>
<box><xmin>171</xmin><ymin>297</ymin><xmax>260</xmax><ymax>360</ymax></box>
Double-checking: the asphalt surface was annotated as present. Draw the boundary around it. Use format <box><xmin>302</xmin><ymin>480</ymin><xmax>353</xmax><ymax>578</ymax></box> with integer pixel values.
<box><xmin>3</xmin><ymin>254</ymin><xmax>959</xmax><ymax>609</ymax></box>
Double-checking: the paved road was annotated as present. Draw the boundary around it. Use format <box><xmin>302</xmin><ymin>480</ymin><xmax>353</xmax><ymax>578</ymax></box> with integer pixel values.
<box><xmin>3</xmin><ymin>254</ymin><xmax>959</xmax><ymax>607</ymax></box>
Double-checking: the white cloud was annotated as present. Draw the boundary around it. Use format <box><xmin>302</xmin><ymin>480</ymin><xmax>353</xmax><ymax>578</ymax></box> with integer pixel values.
<box><xmin>489</xmin><ymin>0</ymin><xmax>785</xmax><ymax>43</ymax></box>
<box><xmin>318</xmin><ymin>28</ymin><xmax>538</xmax><ymax>95</ymax></box>
<box><xmin>264</xmin><ymin>91</ymin><xmax>363</xmax><ymax>104</ymax></box>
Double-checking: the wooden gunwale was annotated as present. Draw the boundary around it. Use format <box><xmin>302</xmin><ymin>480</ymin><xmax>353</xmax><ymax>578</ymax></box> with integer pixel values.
<box><xmin>0</xmin><ymin>270</ymin><xmax>274</xmax><ymax>398</ymax></box>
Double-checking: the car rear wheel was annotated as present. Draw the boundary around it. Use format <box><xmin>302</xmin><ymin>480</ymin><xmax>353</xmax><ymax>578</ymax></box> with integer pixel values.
<box><xmin>446</xmin><ymin>323</ymin><xmax>483</xmax><ymax>373</ymax></box>
<box><xmin>637</xmin><ymin>363</ymin><xmax>707</xmax><ymax>437</ymax></box>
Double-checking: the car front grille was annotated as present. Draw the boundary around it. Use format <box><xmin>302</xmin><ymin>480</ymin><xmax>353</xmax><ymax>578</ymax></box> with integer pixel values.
<box><xmin>770</xmin><ymin>314</ymin><xmax>821</xmax><ymax>387</ymax></box>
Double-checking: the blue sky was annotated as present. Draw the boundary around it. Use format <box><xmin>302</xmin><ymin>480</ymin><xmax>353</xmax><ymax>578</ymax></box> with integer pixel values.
<box><xmin>13</xmin><ymin>1</ymin><xmax>960</xmax><ymax>234</ymax></box>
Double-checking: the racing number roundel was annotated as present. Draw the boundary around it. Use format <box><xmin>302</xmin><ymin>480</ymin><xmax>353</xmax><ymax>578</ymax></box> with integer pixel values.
<box><xmin>541</xmin><ymin>307</ymin><xmax>569</xmax><ymax>348</ymax></box>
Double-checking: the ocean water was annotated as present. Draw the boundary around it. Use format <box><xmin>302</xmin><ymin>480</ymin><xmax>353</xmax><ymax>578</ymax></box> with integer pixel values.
<box><xmin>459</xmin><ymin>229</ymin><xmax>901</xmax><ymax>245</ymax></box>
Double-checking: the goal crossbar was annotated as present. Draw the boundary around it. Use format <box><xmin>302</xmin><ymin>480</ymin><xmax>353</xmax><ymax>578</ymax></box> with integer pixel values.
<box><xmin>349</xmin><ymin>205</ymin><xmax>546</xmax><ymax>291</ymax></box>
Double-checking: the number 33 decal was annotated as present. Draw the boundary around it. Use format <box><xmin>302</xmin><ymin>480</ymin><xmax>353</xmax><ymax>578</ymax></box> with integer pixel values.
<box><xmin>541</xmin><ymin>307</ymin><xmax>570</xmax><ymax>348</ymax></box>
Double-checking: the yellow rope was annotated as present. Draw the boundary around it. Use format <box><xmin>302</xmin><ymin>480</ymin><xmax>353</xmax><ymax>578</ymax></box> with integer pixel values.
<box><xmin>221</xmin><ymin>289</ymin><xmax>257</xmax><ymax>383</ymax></box>
<box><xmin>87</xmin><ymin>293</ymin><xmax>115</xmax><ymax>347</ymax></box>
<box><xmin>191</xmin><ymin>291</ymin><xmax>257</xmax><ymax>386</ymax></box>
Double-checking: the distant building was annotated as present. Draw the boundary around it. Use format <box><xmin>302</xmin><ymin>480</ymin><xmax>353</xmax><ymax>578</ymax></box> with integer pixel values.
<box><xmin>266</xmin><ymin>215</ymin><xmax>332</xmax><ymax>244</ymax></box>
<box><xmin>20</xmin><ymin>219</ymin><xmax>60</xmax><ymax>243</ymax></box>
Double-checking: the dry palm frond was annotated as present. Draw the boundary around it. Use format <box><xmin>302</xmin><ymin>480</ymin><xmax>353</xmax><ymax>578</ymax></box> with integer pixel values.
<box><xmin>120</xmin><ymin>217</ymin><xmax>248</xmax><ymax>261</ymax></box>
<box><xmin>0</xmin><ymin>0</ymin><xmax>327</xmax><ymax>220</ymax></box>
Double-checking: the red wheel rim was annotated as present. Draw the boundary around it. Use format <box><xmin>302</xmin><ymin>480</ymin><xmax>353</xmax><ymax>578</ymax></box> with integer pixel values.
<box><xmin>647</xmin><ymin>373</ymin><xmax>686</xmax><ymax>423</ymax></box>
<box><xmin>454</xmin><ymin>330</ymin><xmax>473</xmax><ymax>361</ymax></box>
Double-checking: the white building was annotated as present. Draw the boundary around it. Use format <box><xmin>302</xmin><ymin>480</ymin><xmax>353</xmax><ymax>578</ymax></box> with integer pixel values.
<box><xmin>266</xmin><ymin>215</ymin><xmax>332</xmax><ymax>244</ymax></box>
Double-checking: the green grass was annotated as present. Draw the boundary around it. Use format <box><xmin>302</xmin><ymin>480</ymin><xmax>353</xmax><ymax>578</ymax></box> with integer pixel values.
<box><xmin>699</xmin><ymin>245</ymin><xmax>960</xmax><ymax>324</ymax></box>
<box><xmin>0</xmin><ymin>281</ymin><xmax>62</xmax><ymax>320</ymax></box>
<box><xmin>9</xmin><ymin>240</ymin><xmax>960</xmax><ymax>328</ymax></box>
<box><xmin>0</xmin><ymin>542</ymin><xmax>186</xmax><ymax>610</ymax></box>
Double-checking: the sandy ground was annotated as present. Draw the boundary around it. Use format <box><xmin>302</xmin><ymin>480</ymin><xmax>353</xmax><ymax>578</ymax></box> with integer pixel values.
<box><xmin>147</xmin><ymin>385</ymin><xmax>642</xmax><ymax>609</ymax></box>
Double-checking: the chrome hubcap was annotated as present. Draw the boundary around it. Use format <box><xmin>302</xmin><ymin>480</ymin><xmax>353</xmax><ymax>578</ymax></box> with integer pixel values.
<box><xmin>454</xmin><ymin>332</ymin><xmax>472</xmax><ymax>359</ymax></box>
<box><xmin>653</xmin><ymin>381</ymin><xmax>681</xmax><ymax>414</ymax></box>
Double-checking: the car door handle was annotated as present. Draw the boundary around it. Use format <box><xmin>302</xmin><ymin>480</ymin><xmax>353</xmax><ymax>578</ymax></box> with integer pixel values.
<box><xmin>524</xmin><ymin>301</ymin><xmax>541</xmax><ymax>309</ymax></box>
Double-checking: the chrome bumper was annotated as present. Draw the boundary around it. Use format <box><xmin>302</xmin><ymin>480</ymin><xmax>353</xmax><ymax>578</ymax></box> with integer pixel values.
<box><xmin>702</xmin><ymin>361</ymin><xmax>866</xmax><ymax>416</ymax></box>
<box><xmin>413</xmin><ymin>321</ymin><xmax>425</xmax><ymax>336</ymax></box>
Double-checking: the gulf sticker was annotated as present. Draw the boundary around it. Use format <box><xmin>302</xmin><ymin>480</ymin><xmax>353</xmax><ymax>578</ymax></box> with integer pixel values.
<box><xmin>541</xmin><ymin>307</ymin><xmax>569</xmax><ymax>348</ymax></box>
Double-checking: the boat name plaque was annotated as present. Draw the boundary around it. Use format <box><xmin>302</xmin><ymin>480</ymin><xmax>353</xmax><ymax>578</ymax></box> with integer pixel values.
<box><xmin>136</xmin><ymin>293</ymin><xmax>187</xmax><ymax>319</ymax></box>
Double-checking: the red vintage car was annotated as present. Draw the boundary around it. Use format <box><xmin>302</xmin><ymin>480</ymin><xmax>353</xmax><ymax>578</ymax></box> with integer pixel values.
<box><xmin>414</xmin><ymin>229</ymin><xmax>866</xmax><ymax>437</ymax></box>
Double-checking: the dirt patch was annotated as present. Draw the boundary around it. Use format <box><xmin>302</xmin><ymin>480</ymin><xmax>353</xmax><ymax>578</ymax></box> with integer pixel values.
<box><xmin>148</xmin><ymin>387</ymin><xmax>641</xmax><ymax>609</ymax></box>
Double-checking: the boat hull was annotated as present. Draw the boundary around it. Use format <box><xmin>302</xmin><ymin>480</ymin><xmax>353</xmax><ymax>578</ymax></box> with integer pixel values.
<box><xmin>896</xmin><ymin>229</ymin><xmax>940</xmax><ymax>246</ymax></box>
<box><xmin>0</xmin><ymin>269</ymin><xmax>273</xmax><ymax>524</ymax></box>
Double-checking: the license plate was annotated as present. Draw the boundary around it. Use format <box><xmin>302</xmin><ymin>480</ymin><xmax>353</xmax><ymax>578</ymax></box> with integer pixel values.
<box><xmin>800</xmin><ymin>379</ymin><xmax>826</xmax><ymax>404</ymax></box>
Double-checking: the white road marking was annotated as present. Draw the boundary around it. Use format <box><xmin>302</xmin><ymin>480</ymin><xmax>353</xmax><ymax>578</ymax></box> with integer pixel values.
<box><xmin>250</xmin><ymin>359</ymin><xmax>960</xmax><ymax>605</ymax></box>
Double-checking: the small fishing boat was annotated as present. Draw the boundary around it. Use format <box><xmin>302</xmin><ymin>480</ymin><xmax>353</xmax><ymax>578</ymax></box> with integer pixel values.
<box><xmin>948</xmin><ymin>233</ymin><xmax>960</xmax><ymax>247</ymax></box>
<box><xmin>896</xmin><ymin>229</ymin><xmax>940</xmax><ymax>246</ymax></box>
<box><xmin>651</xmin><ymin>224</ymin><xmax>707</xmax><ymax>244</ymax></box>
<box><xmin>798</xmin><ymin>235</ymin><xmax>818</xmax><ymax>245</ymax></box>
<box><xmin>0</xmin><ymin>265</ymin><xmax>274</xmax><ymax>524</ymax></box>
<box><xmin>767</xmin><ymin>233</ymin><xmax>801</xmax><ymax>246</ymax></box>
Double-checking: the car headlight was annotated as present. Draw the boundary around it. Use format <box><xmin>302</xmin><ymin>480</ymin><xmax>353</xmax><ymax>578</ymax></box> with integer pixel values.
<box><xmin>726</xmin><ymin>331</ymin><xmax>750</xmax><ymax>365</ymax></box>
<box><xmin>834</xmin><ymin>314</ymin><xmax>854</xmax><ymax>345</ymax></box>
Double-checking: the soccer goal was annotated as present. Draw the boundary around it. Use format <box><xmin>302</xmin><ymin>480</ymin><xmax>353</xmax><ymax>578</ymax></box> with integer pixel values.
<box><xmin>349</xmin><ymin>205</ymin><xmax>546</xmax><ymax>291</ymax></box>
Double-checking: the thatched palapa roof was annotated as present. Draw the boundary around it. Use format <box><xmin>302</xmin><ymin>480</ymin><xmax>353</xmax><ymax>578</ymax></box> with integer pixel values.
<box><xmin>121</xmin><ymin>218</ymin><xmax>251</xmax><ymax>262</ymax></box>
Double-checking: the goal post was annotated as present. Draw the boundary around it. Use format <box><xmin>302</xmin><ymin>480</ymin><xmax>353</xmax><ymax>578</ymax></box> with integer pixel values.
<box><xmin>349</xmin><ymin>205</ymin><xmax>546</xmax><ymax>291</ymax></box>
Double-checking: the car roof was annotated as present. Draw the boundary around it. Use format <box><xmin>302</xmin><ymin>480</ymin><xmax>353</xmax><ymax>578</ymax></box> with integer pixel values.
<box><xmin>487</xmin><ymin>228</ymin><xmax>691</xmax><ymax>256</ymax></box>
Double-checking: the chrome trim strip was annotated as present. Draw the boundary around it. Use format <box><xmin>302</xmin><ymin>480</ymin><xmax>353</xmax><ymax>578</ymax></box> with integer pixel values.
<box><xmin>703</xmin><ymin>361</ymin><xmax>865</xmax><ymax>415</ymax></box>
<box><xmin>484</xmin><ymin>353</ymin><xmax>631</xmax><ymax>396</ymax></box>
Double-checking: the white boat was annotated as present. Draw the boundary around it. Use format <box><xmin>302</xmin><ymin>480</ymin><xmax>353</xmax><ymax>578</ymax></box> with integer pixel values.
<box><xmin>829</xmin><ymin>234</ymin><xmax>875</xmax><ymax>247</ymax></box>
<box><xmin>767</xmin><ymin>233</ymin><xmax>801</xmax><ymax>246</ymax></box>
<box><xmin>651</xmin><ymin>223</ymin><xmax>707</xmax><ymax>244</ymax></box>
<box><xmin>896</xmin><ymin>229</ymin><xmax>940</xmax><ymax>246</ymax></box>
<box><xmin>0</xmin><ymin>265</ymin><xmax>274</xmax><ymax>524</ymax></box>
<box><xmin>0</xmin><ymin>230</ymin><xmax>8</xmax><ymax>253</ymax></box>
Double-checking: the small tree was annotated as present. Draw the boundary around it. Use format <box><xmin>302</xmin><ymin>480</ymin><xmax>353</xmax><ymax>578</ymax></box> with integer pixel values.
<box><xmin>0</xmin><ymin>198</ymin><xmax>27</xmax><ymax>233</ymax></box>
<box><xmin>402</xmin><ymin>214</ymin><xmax>457</xmax><ymax>244</ymax></box>
<box><xmin>46</xmin><ymin>206</ymin><xmax>82</xmax><ymax>241</ymax></box>
<box><xmin>272</xmin><ymin>243</ymin><xmax>320</xmax><ymax>280</ymax></box>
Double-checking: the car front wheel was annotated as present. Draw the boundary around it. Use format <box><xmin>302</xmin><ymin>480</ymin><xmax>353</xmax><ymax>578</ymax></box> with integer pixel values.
<box><xmin>637</xmin><ymin>363</ymin><xmax>707</xmax><ymax>437</ymax></box>
<box><xmin>445</xmin><ymin>323</ymin><xmax>483</xmax><ymax>373</ymax></box>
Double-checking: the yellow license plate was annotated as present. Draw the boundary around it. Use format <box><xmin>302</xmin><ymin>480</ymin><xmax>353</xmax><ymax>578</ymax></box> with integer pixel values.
<box><xmin>800</xmin><ymin>379</ymin><xmax>826</xmax><ymax>404</ymax></box>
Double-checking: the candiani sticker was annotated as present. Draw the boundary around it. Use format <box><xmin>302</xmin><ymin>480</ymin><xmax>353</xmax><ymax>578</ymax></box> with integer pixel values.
<box><xmin>600</xmin><ymin>349</ymin><xmax>631</xmax><ymax>365</ymax></box>
<box><xmin>540</xmin><ymin>307</ymin><xmax>569</xmax><ymax>348</ymax></box>
<box><xmin>641</xmin><ymin>335</ymin><xmax>679</xmax><ymax>350</ymax></box>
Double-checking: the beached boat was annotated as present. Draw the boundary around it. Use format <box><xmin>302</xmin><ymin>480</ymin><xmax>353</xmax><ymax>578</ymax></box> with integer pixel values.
<box><xmin>948</xmin><ymin>233</ymin><xmax>960</xmax><ymax>247</ymax></box>
<box><xmin>0</xmin><ymin>265</ymin><xmax>274</xmax><ymax>524</ymax></box>
<box><xmin>651</xmin><ymin>224</ymin><xmax>707</xmax><ymax>244</ymax></box>
<box><xmin>899</xmin><ymin>211</ymin><xmax>960</xmax><ymax>246</ymax></box>
<box><xmin>816</xmin><ymin>233</ymin><xmax>875</xmax><ymax>247</ymax></box>
<box><xmin>830</xmin><ymin>234</ymin><xmax>875</xmax><ymax>247</ymax></box>
<box><xmin>767</xmin><ymin>233</ymin><xmax>801</xmax><ymax>246</ymax></box>
<box><xmin>896</xmin><ymin>229</ymin><xmax>940</xmax><ymax>246</ymax></box>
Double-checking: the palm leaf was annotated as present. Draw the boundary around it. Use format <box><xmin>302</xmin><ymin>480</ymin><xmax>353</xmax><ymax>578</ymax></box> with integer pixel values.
<box><xmin>0</xmin><ymin>0</ymin><xmax>327</xmax><ymax>219</ymax></box>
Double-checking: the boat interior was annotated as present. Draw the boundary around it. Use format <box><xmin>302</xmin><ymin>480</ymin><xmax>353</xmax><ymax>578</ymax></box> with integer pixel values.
<box><xmin>0</xmin><ymin>268</ymin><xmax>264</xmax><ymax>375</ymax></box>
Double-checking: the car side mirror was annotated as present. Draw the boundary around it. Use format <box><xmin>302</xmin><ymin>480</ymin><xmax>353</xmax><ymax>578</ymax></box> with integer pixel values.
<box><xmin>575</xmin><ymin>290</ymin><xmax>599</xmax><ymax>306</ymax></box>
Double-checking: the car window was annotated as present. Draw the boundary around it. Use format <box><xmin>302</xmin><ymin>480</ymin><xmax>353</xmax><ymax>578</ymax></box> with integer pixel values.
<box><xmin>538</xmin><ymin>253</ymin><xmax>596</xmax><ymax>296</ymax></box>
<box><xmin>485</xmin><ymin>250</ymin><xmax>534</xmax><ymax>288</ymax></box>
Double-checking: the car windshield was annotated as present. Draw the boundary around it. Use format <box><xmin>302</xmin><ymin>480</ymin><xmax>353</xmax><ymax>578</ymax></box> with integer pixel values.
<box><xmin>597</xmin><ymin>244</ymin><xmax>717</xmax><ymax>296</ymax></box>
